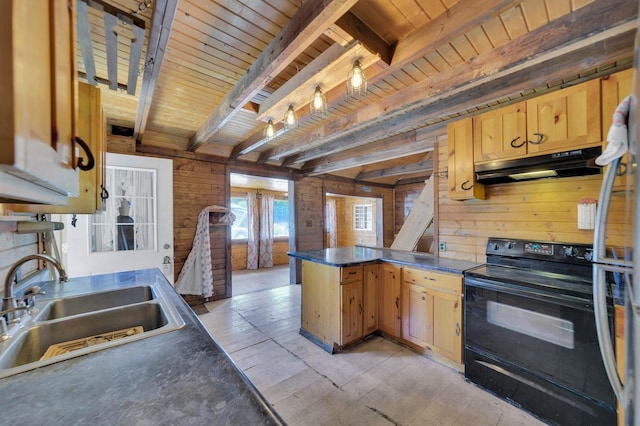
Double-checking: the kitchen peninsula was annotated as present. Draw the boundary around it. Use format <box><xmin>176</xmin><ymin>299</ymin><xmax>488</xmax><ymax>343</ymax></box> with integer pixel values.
<box><xmin>288</xmin><ymin>246</ymin><xmax>478</xmax><ymax>368</ymax></box>
<box><xmin>0</xmin><ymin>269</ymin><xmax>284</xmax><ymax>425</ymax></box>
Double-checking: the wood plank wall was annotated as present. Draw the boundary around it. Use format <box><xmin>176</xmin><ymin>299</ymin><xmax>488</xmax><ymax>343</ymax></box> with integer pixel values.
<box><xmin>231</xmin><ymin>240</ymin><xmax>289</xmax><ymax>270</ymax></box>
<box><xmin>137</xmin><ymin>150</ymin><xmax>231</xmax><ymax>301</ymax></box>
<box><xmin>394</xmin><ymin>182</ymin><xmax>435</xmax><ymax>252</ymax></box>
<box><xmin>327</xmin><ymin>195</ymin><xmax>378</xmax><ymax>247</ymax></box>
<box><xmin>436</xmin><ymin>141</ymin><xmax>630</xmax><ymax>263</ymax></box>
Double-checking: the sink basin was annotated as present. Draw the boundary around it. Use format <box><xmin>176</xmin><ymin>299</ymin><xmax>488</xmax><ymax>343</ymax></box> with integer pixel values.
<box><xmin>0</xmin><ymin>303</ymin><xmax>169</xmax><ymax>371</ymax></box>
<box><xmin>0</xmin><ymin>281</ymin><xmax>185</xmax><ymax>378</ymax></box>
<box><xmin>35</xmin><ymin>286</ymin><xmax>155</xmax><ymax>321</ymax></box>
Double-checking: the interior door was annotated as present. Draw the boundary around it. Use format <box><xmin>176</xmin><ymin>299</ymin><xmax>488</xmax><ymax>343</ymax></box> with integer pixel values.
<box><xmin>61</xmin><ymin>153</ymin><xmax>174</xmax><ymax>283</ymax></box>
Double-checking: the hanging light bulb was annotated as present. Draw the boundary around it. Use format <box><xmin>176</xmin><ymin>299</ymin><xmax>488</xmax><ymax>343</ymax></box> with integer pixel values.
<box><xmin>283</xmin><ymin>104</ymin><xmax>298</xmax><ymax>130</ymax></box>
<box><xmin>310</xmin><ymin>85</ymin><xmax>328</xmax><ymax>118</ymax></box>
<box><xmin>347</xmin><ymin>60</ymin><xmax>367</xmax><ymax>99</ymax></box>
<box><xmin>263</xmin><ymin>119</ymin><xmax>276</xmax><ymax>140</ymax></box>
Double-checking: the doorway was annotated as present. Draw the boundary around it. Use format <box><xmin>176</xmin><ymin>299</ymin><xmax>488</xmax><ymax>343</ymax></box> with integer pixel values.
<box><xmin>229</xmin><ymin>173</ymin><xmax>292</xmax><ymax>296</ymax></box>
<box><xmin>325</xmin><ymin>193</ymin><xmax>383</xmax><ymax>249</ymax></box>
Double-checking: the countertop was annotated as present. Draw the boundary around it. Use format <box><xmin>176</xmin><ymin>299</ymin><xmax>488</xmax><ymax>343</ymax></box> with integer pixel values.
<box><xmin>288</xmin><ymin>246</ymin><xmax>480</xmax><ymax>275</ymax></box>
<box><xmin>0</xmin><ymin>268</ymin><xmax>284</xmax><ymax>426</ymax></box>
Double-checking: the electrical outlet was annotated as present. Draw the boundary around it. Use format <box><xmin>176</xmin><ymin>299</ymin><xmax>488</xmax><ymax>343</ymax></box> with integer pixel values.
<box><xmin>439</xmin><ymin>242</ymin><xmax>446</xmax><ymax>252</ymax></box>
<box><xmin>61</xmin><ymin>242</ymin><xmax>68</xmax><ymax>254</ymax></box>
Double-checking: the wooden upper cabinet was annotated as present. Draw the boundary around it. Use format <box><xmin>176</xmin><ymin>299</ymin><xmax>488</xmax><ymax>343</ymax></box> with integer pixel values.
<box><xmin>601</xmin><ymin>68</ymin><xmax>634</xmax><ymax>191</ymax></box>
<box><xmin>526</xmin><ymin>79</ymin><xmax>601</xmax><ymax>155</ymax></box>
<box><xmin>0</xmin><ymin>0</ymin><xmax>79</xmax><ymax>205</ymax></box>
<box><xmin>9</xmin><ymin>82</ymin><xmax>106</xmax><ymax>214</ymax></box>
<box><xmin>474</xmin><ymin>102</ymin><xmax>527</xmax><ymax>162</ymax></box>
<box><xmin>447</xmin><ymin>118</ymin><xmax>486</xmax><ymax>201</ymax></box>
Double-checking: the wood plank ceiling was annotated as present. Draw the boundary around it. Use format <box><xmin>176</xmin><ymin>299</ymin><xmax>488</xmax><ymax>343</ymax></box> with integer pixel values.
<box><xmin>77</xmin><ymin>0</ymin><xmax>637</xmax><ymax>186</ymax></box>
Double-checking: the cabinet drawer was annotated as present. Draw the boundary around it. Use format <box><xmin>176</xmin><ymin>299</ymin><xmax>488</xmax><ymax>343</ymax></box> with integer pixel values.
<box><xmin>402</xmin><ymin>267</ymin><xmax>462</xmax><ymax>294</ymax></box>
<box><xmin>341</xmin><ymin>265</ymin><xmax>363</xmax><ymax>283</ymax></box>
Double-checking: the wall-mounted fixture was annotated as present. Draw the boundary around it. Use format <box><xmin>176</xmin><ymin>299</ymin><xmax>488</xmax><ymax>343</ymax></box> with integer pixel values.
<box><xmin>263</xmin><ymin>119</ymin><xmax>276</xmax><ymax>140</ymax></box>
<box><xmin>347</xmin><ymin>60</ymin><xmax>367</xmax><ymax>99</ymax></box>
<box><xmin>283</xmin><ymin>104</ymin><xmax>298</xmax><ymax>130</ymax></box>
<box><xmin>310</xmin><ymin>86</ymin><xmax>328</xmax><ymax>118</ymax></box>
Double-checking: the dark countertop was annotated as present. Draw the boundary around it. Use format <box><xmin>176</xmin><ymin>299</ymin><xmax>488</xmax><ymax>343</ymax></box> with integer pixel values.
<box><xmin>288</xmin><ymin>246</ymin><xmax>480</xmax><ymax>275</ymax></box>
<box><xmin>0</xmin><ymin>268</ymin><xmax>284</xmax><ymax>426</ymax></box>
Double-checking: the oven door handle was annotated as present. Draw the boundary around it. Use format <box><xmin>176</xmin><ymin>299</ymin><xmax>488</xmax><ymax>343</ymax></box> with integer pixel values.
<box><xmin>464</xmin><ymin>277</ymin><xmax>594</xmax><ymax>311</ymax></box>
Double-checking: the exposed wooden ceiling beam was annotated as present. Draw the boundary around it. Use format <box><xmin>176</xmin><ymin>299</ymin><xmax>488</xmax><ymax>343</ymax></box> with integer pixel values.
<box><xmin>326</xmin><ymin>11</ymin><xmax>392</xmax><ymax>64</ymax></box>
<box><xmin>302</xmin><ymin>126</ymin><xmax>445</xmax><ymax>176</ymax></box>
<box><xmin>187</xmin><ymin>0</ymin><xmax>359</xmax><ymax>152</ymax></box>
<box><xmin>127</xmin><ymin>24</ymin><xmax>145</xmax><ymax>95</ymax></box>
<box><xmin>76</xmin><ymin>0</ymin><xmax>96</xmax><ymax>85</ymax></box>
<box><xmin>302</xmin><ymin>29</ymin><xmax>634</xmax><ymax>174</ymax></box>
<box><xmin>355</xmin><ymin>157</ymin><xmax>434</xmax><ymax>181</ymax></box>
<box><xmin>133</xmin><ymin>0</ymin><xmax>179</xmax><ymax>142</ymax></box>
<box><xmin>103</xmin><ymin>11</ymin><xmax>118</xmax><ymax>91</ymax></box>
<box><xmin>261</xmin><ymin>0</ymin><xmax>636</xmax><ymax>164</ymax></box>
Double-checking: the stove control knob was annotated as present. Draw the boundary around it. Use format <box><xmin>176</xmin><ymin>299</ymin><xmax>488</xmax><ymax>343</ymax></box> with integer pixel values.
<box><xmin>492</xmin><ymin>243</ymin><xmax>500</xmax><ymax>251</ymax></box>
<box><xmin>564</xmin><ymin>246</ymin><xmax>575</xmax><ymax>257</ymax></box>
<box><xmin>506</xmin><ymin>241</ymin><xmax>515</xmax><ymax>249</ymax></box>
<box><xmin>584</xmin><ymin>250</ymin><xmax>593</xmax><ymax>262</ymax></box>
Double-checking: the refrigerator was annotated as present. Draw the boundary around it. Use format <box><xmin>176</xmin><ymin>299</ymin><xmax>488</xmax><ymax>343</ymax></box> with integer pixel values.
<box><xmin>593</xmin><ymin>15</ymin><xmax>639</xmax><ymax>426</ymax></box>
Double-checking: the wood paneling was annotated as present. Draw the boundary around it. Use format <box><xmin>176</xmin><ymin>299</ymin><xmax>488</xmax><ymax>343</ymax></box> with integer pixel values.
<box><xmin>332</xmin><ymin>196</ymin><xmax>378</xmax><ymax>247</ymax></box>
<box><xmin>231</xmin><ymin>239</ymin><xmax>289</xmax><ymax>271</ymax></box>
<box><xmin>436</xmin><ymin>139</ymin><xmax>628</xmax><ymax>263</ymax></box>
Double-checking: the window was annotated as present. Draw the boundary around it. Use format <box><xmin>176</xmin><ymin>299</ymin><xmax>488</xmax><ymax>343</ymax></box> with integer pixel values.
<box><xmin>353</xmin><ymin>204</ymin><xmax>372</xmax><ymax>231</ymax></box>
<box><xmin>91</xmin><ymin>166</ymin><xmax>156</xmax><ymax>252</ymax></box>
<box><xmin>230</xmin><ymin>197</ymin><xmax>248</xmax><ymax>240</ymax></box>
<box><xmin>273</xmin><ymin>199</ymin><xmax>289</xmax><ymax>237</ymax></box>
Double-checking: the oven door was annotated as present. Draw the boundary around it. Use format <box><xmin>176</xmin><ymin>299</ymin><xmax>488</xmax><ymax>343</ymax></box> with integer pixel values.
<box><xmin>464</xmin><ymin>276</ymin><xmax>616</xmax><ymax>425</ymax></box>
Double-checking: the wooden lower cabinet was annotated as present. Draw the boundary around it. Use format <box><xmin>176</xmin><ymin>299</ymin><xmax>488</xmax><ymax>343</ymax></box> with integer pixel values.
<box><xmin>363</xmin><ymin>264</ymin><xmax>379</xmax><ymax>335</ymax></box>
<box><xmin>378</xmin><ymin>263</ymin><xmax>401</xmax><ymax>338</ymax></box>
<box><xmin>300</xmin><ymin>260</ymin><xmax>368</xmax><ymax>351</ymax></box>
<box><xmin>401</xmin><ymin>266</ymin><xmax>463</xmax><ymax>365</ymax></box>
<box><xmin>300</xmin><ymin>260</ymin><xmax>463</xmax><ymax>365</ymax></box>
<box><xmin>401</xmin><ymin>282</ymin><xmax>434</xmax><ymax>347</ymax></box>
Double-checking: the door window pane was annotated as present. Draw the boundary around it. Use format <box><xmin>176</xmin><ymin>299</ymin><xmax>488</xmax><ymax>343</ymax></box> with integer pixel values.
<box><xmin>91</xmin><ymin>166</ymin><xmax>156</xmax><ymax>252</ymax></box>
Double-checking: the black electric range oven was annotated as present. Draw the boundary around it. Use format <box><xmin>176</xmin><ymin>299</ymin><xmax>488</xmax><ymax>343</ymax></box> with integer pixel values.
<box><xmin>463</xmin><ymin>238</ymin><xmax>616</xmax><ymax>426</ymax></box>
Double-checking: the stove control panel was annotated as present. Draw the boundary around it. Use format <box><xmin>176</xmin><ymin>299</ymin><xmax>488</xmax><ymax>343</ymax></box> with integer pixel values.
<box><xmin>486</xmin><ymin>238</ymin><xmax>593</xmax><ymax>265</ymax></box>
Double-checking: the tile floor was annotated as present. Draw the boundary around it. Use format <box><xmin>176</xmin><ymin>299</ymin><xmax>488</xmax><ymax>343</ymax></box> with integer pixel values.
<box><xmin>199</xmin><ymin>269</ymin><xmax>546</xmax><ymax>426</ymax></box>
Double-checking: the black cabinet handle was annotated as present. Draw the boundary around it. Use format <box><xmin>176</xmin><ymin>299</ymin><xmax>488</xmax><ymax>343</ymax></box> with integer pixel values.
<box><xmin>395</xmin><ymin>297</ymin><xmax>399</xmax><ymax>308</ymax></box>
<box><xmin>510</xmin><ymin>136</ymin><xmax>526</xmax><ymax>148</ymax></box>
<box><xmin>75</xmin><ymin>137</ymin><xmax>95</xmax><ymax>171</ymax></box>
<box><xmin>527</xmin><ymin>132</ymin><xmax>544</xmax><ymax>145</ymax></box>
<box><xmin>461</xmin><ymin>180</ymin><xmax>473</xmax><ymax>191</ymax></box>
<box><xmin>100</xmin><ymin>184</ymin><xmax>109</xmax><ymax>200</ymax></box>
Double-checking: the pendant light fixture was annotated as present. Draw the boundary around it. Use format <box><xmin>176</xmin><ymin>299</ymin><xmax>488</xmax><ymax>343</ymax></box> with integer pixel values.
<box><xmin>347</xmin><ymin>60</ymin><xmax>367</xmax><ymax>99</ymax></box>
<box><xmin>283</xmin><ymin>104</ymin><xmax>298</xmax><ymax>130</ymax></box>
<box><xmin>263</xmin><ymin>119</ymin><xmax>276</xmax><ymax>140</ymax></box>
<box><xmin>310</xmin><ymin>85</ymin><xmax>328</xmax><ymax>118</ymax></box>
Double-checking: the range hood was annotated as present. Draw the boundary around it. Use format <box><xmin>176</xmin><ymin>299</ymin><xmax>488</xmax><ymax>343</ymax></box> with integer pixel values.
<box><xmin>474</xmin><ymin>146</ymin><xmax>602</xmax><ymax>185</ymax></box>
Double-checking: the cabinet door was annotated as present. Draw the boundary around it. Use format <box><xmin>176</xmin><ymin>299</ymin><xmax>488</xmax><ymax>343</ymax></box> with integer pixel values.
<box><xmin>447</xmin><ymin>118</ymin><xmax>485</xmax><ymax>201</ymax></box>
<box><xmin>401</xmin><ymin>282</ymin><xmax>434</xmax><ymax>348</ymax></box>
<box><xmin>432</xmin><ymin>290</ymin><xmax>463</xmax><ymax>364</ymax></box>
<box><xmin>363</xmin><ymin>264</ymin><xmax>379</xmax><ymax>335</ymax></box>
<box><xmin>601</xmin><ymin>69</ymin><xmax>634</xmax><ymax>191</ymax></box>
<box><xmin>0</xmin><ymin>0</ymin><xmax>78</xmax><ymax>204</ymax></box>
<box><xmin>526</xmin><ymin>79</ymin><xmax>601</xmax><ymax>155</ymax></box>
<box><xmin>9</xmin><ymin>82</ymin><xmax>105</xmax><ymax>213</ymax></box>
<box><xmin>474</xmin><ymin>102</ymin><xmax>527</xmax><ymax>162</ymax></box>
<box><xmin>378</xmin><ymin>263</ymin><xmax>401</xmax><ymax>337</ymax></box>
<box><xmin>341</xmin><ymin>280</ymin><xmax>363</xmax><ymax>344</ymax></box>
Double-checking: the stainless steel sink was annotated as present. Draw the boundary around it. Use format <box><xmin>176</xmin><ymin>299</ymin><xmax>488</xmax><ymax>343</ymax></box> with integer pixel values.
<box><xmin>0</xmin><ymin>282</ymin><xmax>185</xmax><ymax>378</ymax></box>
<box><xmin>34</xmin><ymin>286</ymin><xmax>155</xmax><ymax>321</ymax></box>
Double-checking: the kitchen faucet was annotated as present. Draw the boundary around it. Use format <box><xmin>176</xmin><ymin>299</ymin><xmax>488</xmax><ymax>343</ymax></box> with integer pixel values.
<box><xmin>2</xmin><ymin>254</ymin><xmax>68</xmax><ymax>322</ymax></box>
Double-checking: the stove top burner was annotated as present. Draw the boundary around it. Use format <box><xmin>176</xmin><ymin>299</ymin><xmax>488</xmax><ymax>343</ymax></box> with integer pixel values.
<box><xmin>464</xmin><ymin>237</ymin><xmax>598</xmax><ymax>301</ymax></box>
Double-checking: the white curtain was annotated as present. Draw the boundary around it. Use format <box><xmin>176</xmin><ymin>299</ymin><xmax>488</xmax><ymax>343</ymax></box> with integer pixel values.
<box><xmin>326</xmin><ymin>199</ymin><xmax>337</xmax><ymax>248</ymax></box>
<box><xmin>246</xmin><ymin>192</ymin><xmax>259</xmax><ymax>270</ymax></box>
<box><xmin>259</xmin><ymin>193</ymin><xmax>274</xmax><ymax>268</ymax></box>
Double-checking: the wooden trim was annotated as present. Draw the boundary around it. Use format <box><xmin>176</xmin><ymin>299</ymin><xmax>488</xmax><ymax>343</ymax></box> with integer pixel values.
<box><xmin>127</xmin><ymin>24</ymin><xmax>145</xmax><ymax>95</ymax></box>
<box><xmin>103</xmin><ymin>11</ymin><xmax>118</xmax><ymax>91</ymax></box>
<box><xmin>356</xmin><ymin>157</ymin><xmax>433</xmax><ymax>181</ymax></box>
<box><xmin>76</xmin><ymin>0</ymin><xmax>96</xmax><ymax>86</ymax></box>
